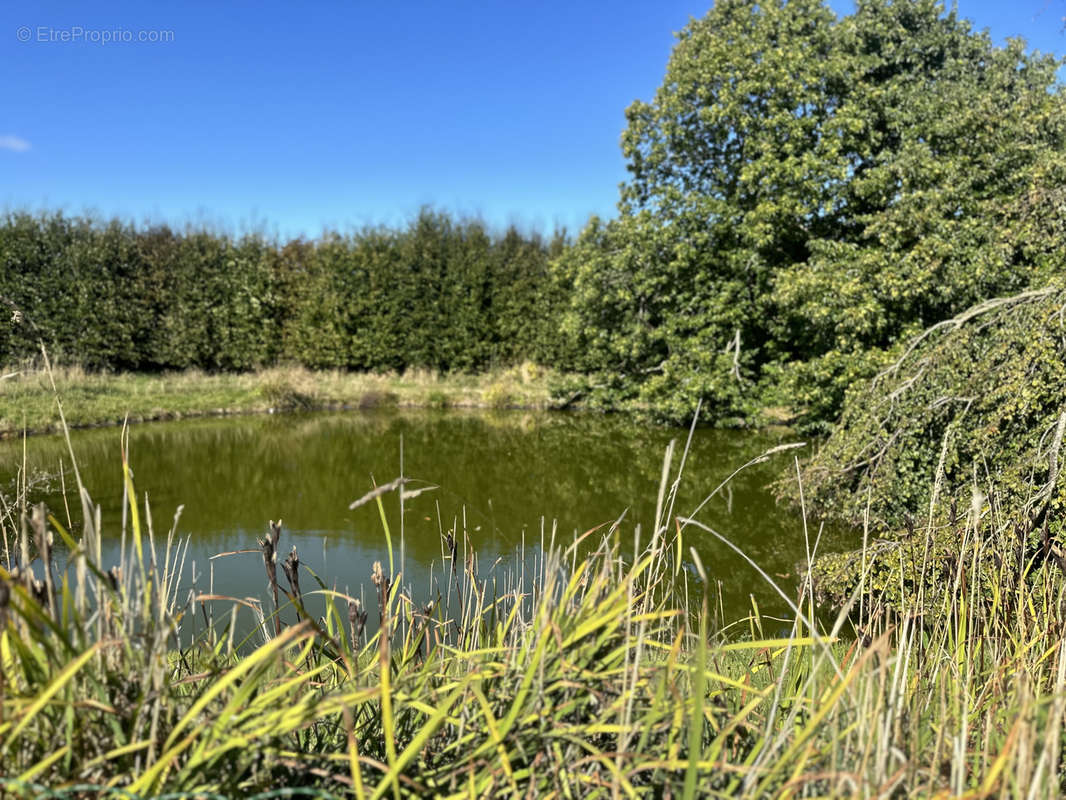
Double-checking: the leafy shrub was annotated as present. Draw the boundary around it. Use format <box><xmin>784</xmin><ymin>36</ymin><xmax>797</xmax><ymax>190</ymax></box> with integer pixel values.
<box><xmin>792</xmin><ymin>282</ymin><xmax>1066</xmax><ymax>606</ymax></box>
<box><xmin>258</xmin><ymin>376</ymin><xmax>315</xmax><ymax>411</ymax></box>
<box><xmin>483</xmin><ymin>382</ymin><xmax>513</xmax><ymax>409</ymax></box>
<box><xmin>794</xmin><ymin>283</ymin><xmax>1066</xmax><ymax>531</ymax></box>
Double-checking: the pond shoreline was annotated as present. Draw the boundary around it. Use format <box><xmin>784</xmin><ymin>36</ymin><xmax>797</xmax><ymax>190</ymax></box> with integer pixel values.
<box><xmin>0</xmin><ymin>363</ymin><xmax>580</xmax><ymax>438</ymax></box>
<box><xmin>0</xmin><ymin>397</ymin><xmax>565</xmax><ymax>440</ymax></box>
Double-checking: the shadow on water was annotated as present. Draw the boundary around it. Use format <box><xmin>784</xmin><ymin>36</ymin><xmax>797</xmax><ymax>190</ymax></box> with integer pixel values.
<box><xmin>0</xmin><ymin>408</ymin><xmax>854</xmax><ymax>633</ymax></box>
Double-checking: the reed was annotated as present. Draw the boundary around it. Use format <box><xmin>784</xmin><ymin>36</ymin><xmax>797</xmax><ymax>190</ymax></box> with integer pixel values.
<box><xmin>3</xmin><ymin>390</ymin><xmax>1066</xmax><ymax>797</ymax></box>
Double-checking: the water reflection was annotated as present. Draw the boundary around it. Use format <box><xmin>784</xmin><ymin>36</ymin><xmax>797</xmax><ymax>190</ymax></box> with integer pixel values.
<box><xmin>0</xmin><ymin>409</ymin><xmax>852</xmax><ymax>626</ymax></box>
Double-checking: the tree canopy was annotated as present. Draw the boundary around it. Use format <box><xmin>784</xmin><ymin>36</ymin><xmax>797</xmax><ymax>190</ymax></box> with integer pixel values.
<box><xmin>556</xmin><ymin>0</ymin><xmax>1066</xmax><ymax>427</ymax></box>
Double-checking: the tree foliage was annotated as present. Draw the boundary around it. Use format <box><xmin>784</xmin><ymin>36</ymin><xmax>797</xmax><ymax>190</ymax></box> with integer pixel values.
<box><xmin>557</xmin><ymin>0</ymin><xmax>1066</xmax><ymax>427</ymax></box>
<box><xmin>793</xmin><ymin>282</ymin><xmax>1066</xmax><ymax>607</ymax></box>
<box><xmin>797</xmin><ymin>282</ymin><xmax>1066</xmax><ymax>526</ymax></box>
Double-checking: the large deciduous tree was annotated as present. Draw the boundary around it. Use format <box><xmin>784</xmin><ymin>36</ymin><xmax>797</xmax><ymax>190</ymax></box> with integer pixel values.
<box><xmin>557</xmin><ymin>0</ymin><xmax>1066</xmax><ymax>427</ymax></box>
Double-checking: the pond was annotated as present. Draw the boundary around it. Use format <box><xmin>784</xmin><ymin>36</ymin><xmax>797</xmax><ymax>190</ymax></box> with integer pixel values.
<box><xmin>0</xmin><ymin>409</ymin><xmax>851</xmax><ymax>633</ymax></box>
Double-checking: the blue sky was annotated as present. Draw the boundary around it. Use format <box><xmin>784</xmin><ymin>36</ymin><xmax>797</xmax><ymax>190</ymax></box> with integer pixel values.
<box><xmin>2</xmin><ymin>1</ymin><xmax>1063</xmax><ymax>240</ymax></box>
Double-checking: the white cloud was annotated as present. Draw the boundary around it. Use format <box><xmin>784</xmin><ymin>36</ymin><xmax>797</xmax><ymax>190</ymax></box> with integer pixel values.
<box><xmin>0</xmin><ymin>135</ymin><xmax>31</xmax><ymax>153</ymax></box>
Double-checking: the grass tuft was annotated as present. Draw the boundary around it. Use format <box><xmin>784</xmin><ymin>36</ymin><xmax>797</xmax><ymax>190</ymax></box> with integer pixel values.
<box><xmin>4</xmin><ymin>372</ymin><xmax>1066</xmax><ymax>797</ymax></box>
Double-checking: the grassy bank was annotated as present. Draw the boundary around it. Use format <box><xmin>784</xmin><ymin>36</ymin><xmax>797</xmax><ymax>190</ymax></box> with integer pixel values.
<box><xmin>0</xmin><ymin>362</ymin><xmax>566</xmax><ymax>437</ymax></box>
<box><xmin>3</xmin><ymin>406</ymin><xmax>1066</xmax><ymax>797</ymax></box>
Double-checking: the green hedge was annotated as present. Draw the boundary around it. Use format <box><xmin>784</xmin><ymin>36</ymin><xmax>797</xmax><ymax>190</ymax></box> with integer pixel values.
<box><xmin>0</xmin><ymin>209</ymin><xmax>566</xmax><ymax>373</ymax></box>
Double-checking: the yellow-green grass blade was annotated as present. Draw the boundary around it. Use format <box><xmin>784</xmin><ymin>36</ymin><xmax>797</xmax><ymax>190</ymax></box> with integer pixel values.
<box><xmin>468</xmin><ymin>684</ymin><xmax>519</xmax><ymax>793</ymax></box>
<box><xmin>15</xmin><ymin>743</ymin><xmax>71</xmax><ymax>784</ymax></box>
<box><xmin>375</xmin><ymin>491</ymin><xmax>395</xmax><ymax>577</ymax></box>
<box><xmin>752</xmin><ymin>647</ymin><xmax>864</xmax><ymax>795</ymax></box>
<box><xmin>370</xmin><ymin>679</ymin><xmax>473</xmax><ymax>800</ymax></box>
<box><xmin>130</xmin><ymin>623</ymin><xmax>310</xmax><ymax>794</ymax></box>
<box><xmin>682</xmin><ymin>602</ymin><xmax>708</xmax><ymax>800</ymax></box>
<box><xmin>81</xmin><ymin>739</ymin><xmax>152</xmax><ymax>773</ymax></box>
<box><xmin>2</xmin><ymin>640</ymin><xmax>103</xmax><ymax>752</ymax></box>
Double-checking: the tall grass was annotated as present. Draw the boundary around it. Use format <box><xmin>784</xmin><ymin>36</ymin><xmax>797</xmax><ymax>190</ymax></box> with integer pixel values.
<box><xmin>0</xmin><ymin>361</ymin><xmax>562</xmax><ymax>437</ymax></box>
<box><xmin>2</xmin><ymin>395</ymin><xmax>1066</xmax><ymax>796</ymax></box>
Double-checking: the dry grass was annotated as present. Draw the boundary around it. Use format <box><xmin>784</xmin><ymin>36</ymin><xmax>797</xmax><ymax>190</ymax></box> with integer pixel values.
<box><xmin>0</xmin><ymin>361</ymin><xmax>565</xmax><ymax>437</ymax></box>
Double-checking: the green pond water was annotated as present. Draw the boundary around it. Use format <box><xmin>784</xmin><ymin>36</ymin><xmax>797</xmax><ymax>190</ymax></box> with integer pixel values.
<box><xmin>0</xmin><ymin>409</ymin><xmax>852</xmax><ymax>632</ymax></box>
